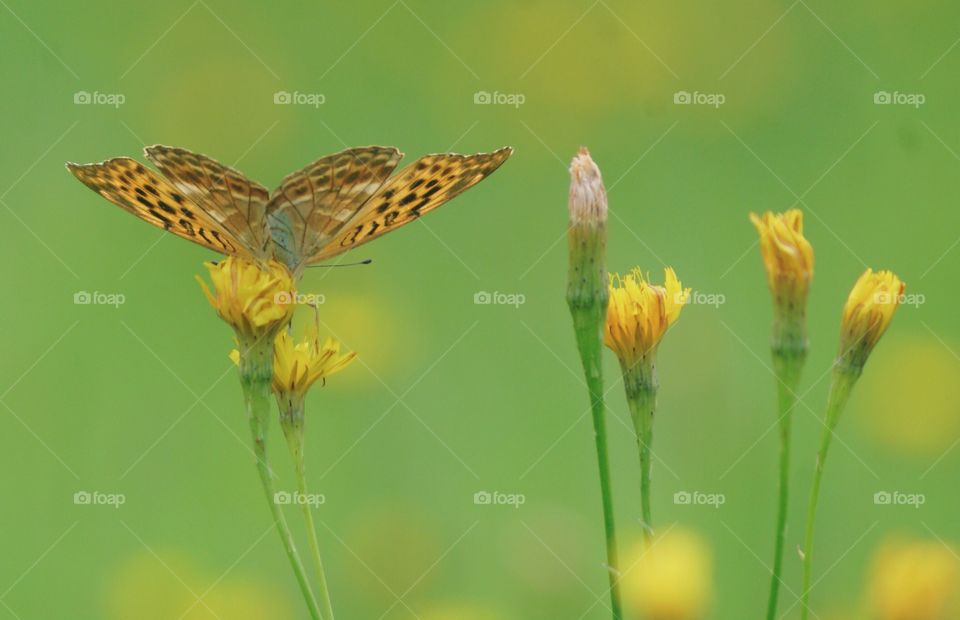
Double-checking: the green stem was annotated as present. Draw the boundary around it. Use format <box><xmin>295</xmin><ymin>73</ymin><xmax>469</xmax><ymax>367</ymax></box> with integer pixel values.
<box><xmin>799</xmin><ymin>370</ymin><xmax>856</xmax><ymax>620</ymax></box>
<box><xmin>570</xmin><ymin>307</ymin><xmax>623</xmax><ymax>620</ymax></box>
<box><xmin>622</xmin><ymin>363</ymin><xmax>656</xmax><ymax>544</ymax></box>
<box><xmin>765</xmin><ymin>354</ymin><xmax>803</xmax><ymax>620</ymax></box>
<box><xmin>566</xmin><ymin>209</ymin><xmax>621</xmax><ymax>620</ymax></box>
<box><xmin>638</xmin><ymin>415</ymin><xmax>653</xmax><ymax>544</ymax></box>
<box><xmin>282</xmin><ymin>404</ymin><xmax>336</xmax><ymax>620</ymax></box>
<box><xmin>240</xmin><ymin>343</ymin><xmax>323</xmax><ymax>620</ymax></box>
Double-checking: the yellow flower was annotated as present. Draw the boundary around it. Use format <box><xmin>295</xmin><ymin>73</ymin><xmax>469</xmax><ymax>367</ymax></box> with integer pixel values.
<box><xmin>605</xmin><ymin>267</ymin><xmax>690</xmax><ymax>367</ymax></box>
<box><xmin>622</xmin><ymin>527</ymin><xmax>713</xmax><ymax>620</ymax></box>
<box><xmin>750</xmin><ymin>209</ymin><xmax>814</xmax><ymax>305</ymax></box>
<box><xmin>196</xmin><ymin>257</ymin><xmax>295</xmax><ymax>343</ymax></box>
<box><xmin>866</xmin><ymin>537</ymin><xmax>960</xmax><ymax>620</ymax></box>
<box><xmin>229</xmin><ymin>327</ymin><xmax>356</xmax><ymax>400</ymax></box>
<box><xmin>272</xmin><ymin>326</ymin><xmax>356</xmax><ymax>399</ymax></box>
<box><xmin>838</xmin><ymin>269</ymin><xmax>904</xmax><ymax>372</ymax></box>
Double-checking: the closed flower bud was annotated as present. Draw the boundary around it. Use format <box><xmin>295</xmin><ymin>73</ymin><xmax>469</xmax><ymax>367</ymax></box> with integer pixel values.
<box><xmin>837</xmin><ymin>269</ymin><xmax>904</xmax><ymax>375</ymax></box>
<box><xmin>750</xmin><ymin>209</ymin><xmax>813</xmax><ymax>358</ymax></box>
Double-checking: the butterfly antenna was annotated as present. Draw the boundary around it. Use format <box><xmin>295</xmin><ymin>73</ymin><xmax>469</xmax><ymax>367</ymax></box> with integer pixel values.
<box><xmin>308</xmin><ymin>301</ymin><xmax>322</xmax><ymax>332</ymax></box>
<box><xmin>309</xmin><ymin>259</ymin><xmax>373</xmax><ymax>268</ymax></box>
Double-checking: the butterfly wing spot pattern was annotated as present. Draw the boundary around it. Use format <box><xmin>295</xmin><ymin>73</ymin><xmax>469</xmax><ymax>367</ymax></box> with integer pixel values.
<box><xmin>67</xmin><ymin>145</ymin><xmax>513</xmax><ymax>268</ymax></box>
<box><xmin>144</xmin><ymin>145</ymin><xmax>273</xmax><ymax>259</ymax></box>
<box><xmin>65</xmin><ymin>157</ymin><xmax>244</xmax><ymax>256</ymax></box>
<box><xmin>324</xmin><ymin>147</ymin><xmax>513</xmax><ymax>260</ymax></box>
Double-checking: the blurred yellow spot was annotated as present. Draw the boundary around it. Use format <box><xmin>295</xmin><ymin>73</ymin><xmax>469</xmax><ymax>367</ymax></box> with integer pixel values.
<box><xmin>342</xmin><ymin>506</ymin><xmax>442</xmax><ymax>607</ymax></box>
<box><xmin>451</xmin><ymin>0</ymin><xmax>795</xmax><ymax>123</ymax></box>
<box><xmin>502</xmin><ymin>510</ymin><xmax>591</xmax><ymax>595</ymax></box>
<box><xmin>621</xmin><ymin>526</ymin><xmax>713</xmax><ymax>620</ymax></box>
<box><xmin>104</xmin><ymin>549</ymin><xmax>293</xmax><ymax>620</ymax></box>
<box><xmin>854</xmin><ymin>335</ymin><xmax>960</xmax><ymax>457</ymax></box>
<box><xmin>865</xmin><ymin>536</ymin><xmax>960</xmax><ymax>620</ymax></box>
<box><xmin>293</xmin><ymin>286</ymin><xmax>420</xmax><ymax>383</ymax></box>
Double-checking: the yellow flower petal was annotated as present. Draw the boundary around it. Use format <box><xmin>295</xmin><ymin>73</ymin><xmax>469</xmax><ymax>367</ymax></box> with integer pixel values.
<box><xmin>838</xmin><ymin>269</ymin><xmax>904</xmax><ymax>371</ymax></box>
<box><xmin>272</xmin><ymin>327</ymin><xmax>356</xmax><ymax>398</ymax></box>
<box><xmin>604</xmin><ymin>267</ymin><xmax>689</xmax><ymax>367</ymax></box>
<box><xmin>197</xmin><ymin>257</ymin><xmax>295</xmax><ymax>343</ymax></box>
<box><xmin>750</xmin><ymin>209</ymin><xmax>814</xmax><ymax>307</ymax></box>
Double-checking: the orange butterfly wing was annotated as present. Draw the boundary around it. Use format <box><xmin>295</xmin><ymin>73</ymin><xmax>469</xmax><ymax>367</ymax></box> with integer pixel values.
<box><xmin>314</xmin><ymin>147</ymin><xmax>513</xmax><ymax>261</ymax></box>
<box><xmin>66</xmin><ymin>157</ymin><xmax>249</xmax><ymax>256</ymax></box>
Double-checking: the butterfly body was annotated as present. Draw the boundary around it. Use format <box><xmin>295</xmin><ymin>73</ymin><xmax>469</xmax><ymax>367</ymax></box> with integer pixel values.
<box><xmin>67</xmin><ymin>144</ymin><xmax>512</xmax><ymax>274</ymax></box>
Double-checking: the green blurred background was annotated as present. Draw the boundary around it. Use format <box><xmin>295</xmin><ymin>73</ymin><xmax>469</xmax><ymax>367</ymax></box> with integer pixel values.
<box><xmin>1</xmin><ymin>0</ymin><xmax>959</xmax><ymax>618</ymax></box>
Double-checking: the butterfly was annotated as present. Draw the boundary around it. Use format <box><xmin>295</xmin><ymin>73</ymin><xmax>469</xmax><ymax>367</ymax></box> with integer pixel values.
<box><xmin>66</xmin><ymin>144</ymin><xmax>513</xmax><ymax>275</ymax></box>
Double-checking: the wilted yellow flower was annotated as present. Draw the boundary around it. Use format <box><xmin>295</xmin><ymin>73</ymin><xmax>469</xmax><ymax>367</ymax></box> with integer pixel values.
<box><xmin>750</xmin><ymin>209</ymin><xmax>814</xmax><ymax>306</ymax></box>
<box><xmin>622</xmin><ymin>527</ymin><xmax>713</xmax><ymax>620</ymax></box>
<box><xmin>196</xmin><ymin>257</ymin><xmax>295</xmax><ymax>343</ymax></box>
<box><xmin>605</xmin><ymin>267</ymin><xmax>690</xmax><ymax>367</ymax></box>
<box><xmin>229</xmin><ymin>327</ymin><xmax>356</xmax><ymax>400</ymax></box>
<box><xmin>272</xmin><ymin>327</ymin><xmax>356</xmax><ymax>399</ymax></box>
<box><xmin>838</xmin><ymin>269</ymin><xmax>905</xmax><ymax>373</ymax></box>
<box><xmin>866</xmin><ymin>537</ymin><xmax>960</xmax><ymax>620</ymax></box>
